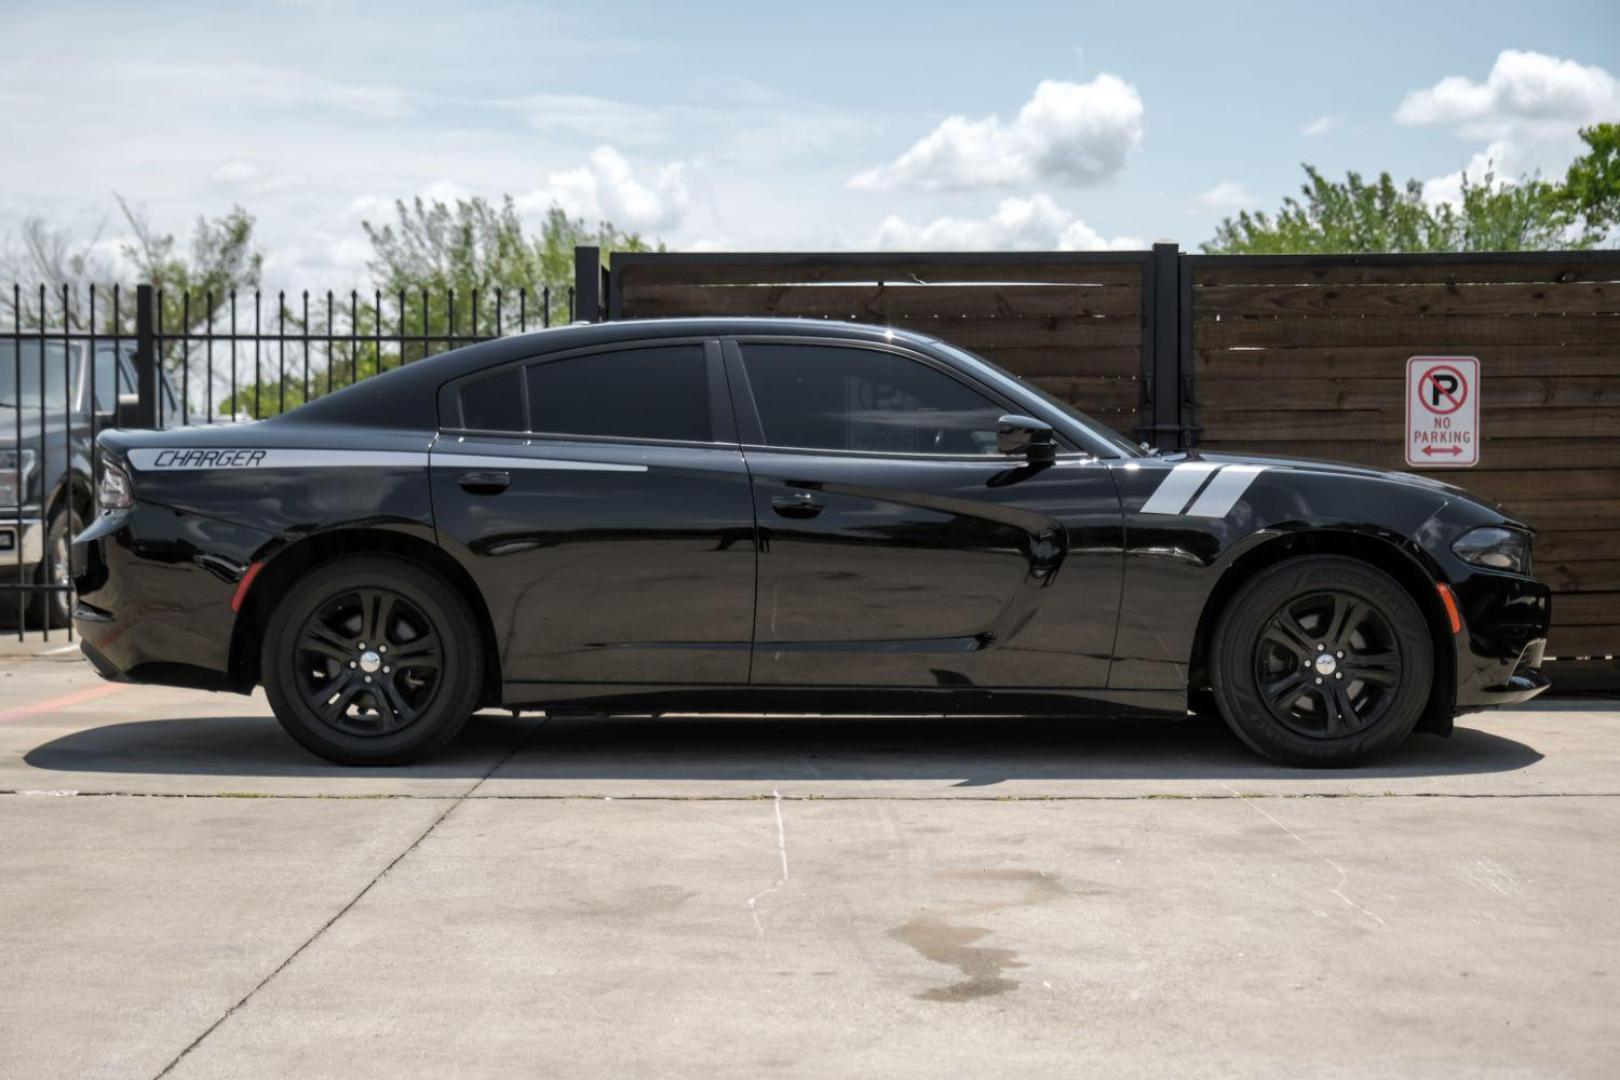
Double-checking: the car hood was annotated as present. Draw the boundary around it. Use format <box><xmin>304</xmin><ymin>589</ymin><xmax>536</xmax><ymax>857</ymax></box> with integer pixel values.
<box><xmin>1188</xmin><ymin>447</ymin><xmax>1513</xmax><ymax>518</ymax></box>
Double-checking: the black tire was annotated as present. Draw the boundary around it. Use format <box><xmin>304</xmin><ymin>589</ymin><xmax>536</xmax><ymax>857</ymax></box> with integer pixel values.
<box><xmin>261</xmin><ymin>555</ymin><xmax>483</xmax><ymax>766</ymax></box>
<box><xmin>1210</xmin><ymin>555</ymin><xmax>1433</xmax><ymax>767</ymax></box>
<box><xmin>27</xmin><ymin>506</ymin><xmax>81</xmax><ymax>630</ymax></box>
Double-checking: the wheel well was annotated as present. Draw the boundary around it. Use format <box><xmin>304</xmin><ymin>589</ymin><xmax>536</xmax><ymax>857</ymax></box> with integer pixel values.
<box><xmin>228</xmin><ymin>528</ymin><xmax>503</xmax><ymax>705</ymax></box>
<box><xmin>47</xmin><ymin>472</ymin><xmax>94</xmax><ymax>522</ymax></box>
<box><xmin>1187</xmin><ymin>530</ymin><xmax>1455</xmax><ymax>733</ymax></box>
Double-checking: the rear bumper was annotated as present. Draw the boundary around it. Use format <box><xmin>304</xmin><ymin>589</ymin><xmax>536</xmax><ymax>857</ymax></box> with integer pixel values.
<box><xmin>1451</xmin><ymin>569</ymin><xmax>1552</xmax><ymax>709</ymax></box>
<box><xmin>70</xmin><ymin>504</ymin><xmax>266</xmax><ymax>692</ymax></box>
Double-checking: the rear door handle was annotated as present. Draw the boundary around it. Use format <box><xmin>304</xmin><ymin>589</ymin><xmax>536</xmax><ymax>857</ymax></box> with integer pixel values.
<box><xmin>771</xmin><ymin>492</ymin><xmax>825</xmax><ymax>518</ymax></box>
<box><xmin>458</xmin><ymin>470</ymin><xmax>511</xmax><ymax>495</ymax></box>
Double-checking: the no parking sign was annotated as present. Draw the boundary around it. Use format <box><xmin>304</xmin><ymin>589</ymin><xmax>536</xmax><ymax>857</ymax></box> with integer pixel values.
<box><xmin>1406</xmin><ymin>356</ymin><xmax>1479</xmax><ymax>468</ymax></box>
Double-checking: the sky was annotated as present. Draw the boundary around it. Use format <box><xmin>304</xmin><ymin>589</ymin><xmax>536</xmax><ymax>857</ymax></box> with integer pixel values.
<box><xmin>1</xmin><ymin>0</ymin><xmax>1618</xmax><ymax>289</ymax></box>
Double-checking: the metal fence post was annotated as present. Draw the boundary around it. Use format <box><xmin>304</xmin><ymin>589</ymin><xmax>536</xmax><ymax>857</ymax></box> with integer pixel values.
<box><xmin>573</xmin><ymin>246</ymin><xmax>601</xmax><ymax>323</ymax></box>
<box><xmin>1146</xmin><ymin>241</ymin><xmax>1185</xmax><ymax>453</ymax></box>
<box><xmin>134</xmin><ymin>283</ymin><xmax>158</xmax><ymax>428</ymax></box>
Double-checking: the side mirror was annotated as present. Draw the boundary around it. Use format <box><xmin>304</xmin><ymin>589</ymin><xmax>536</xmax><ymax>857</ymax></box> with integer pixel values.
<box><xmin>996</xmin><ymin>414</ymin><xmax>1056</xmax><ymax>463</ymax></box>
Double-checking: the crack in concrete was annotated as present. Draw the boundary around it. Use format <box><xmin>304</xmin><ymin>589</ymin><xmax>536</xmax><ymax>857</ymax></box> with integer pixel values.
<box><xmin>148</xmin><ymin>721</ymin><xmax>544</xmax><ymax>1080</ymax></box>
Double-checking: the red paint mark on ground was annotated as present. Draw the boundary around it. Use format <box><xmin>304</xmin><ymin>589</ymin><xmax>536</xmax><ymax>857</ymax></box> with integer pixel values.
<box><xmin>0</xmin><ymin>683</ymin><xmax>130</xmax><ymax>723</ymax></box>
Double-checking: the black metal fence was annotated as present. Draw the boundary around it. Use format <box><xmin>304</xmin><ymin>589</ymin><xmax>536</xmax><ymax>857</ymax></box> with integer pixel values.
<box><xmin>4</xmin><ymin>280</ymin><xmax>576</xmax><ymax>640</ymax></box>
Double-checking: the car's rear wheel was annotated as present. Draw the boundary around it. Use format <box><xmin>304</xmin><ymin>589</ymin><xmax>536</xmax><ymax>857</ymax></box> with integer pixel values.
<box><xmin>261</xmin><ymin>555</ymin><xmax>482</xmax><ymax>765</ymax></box>
<box><xmin>1210</xmin><ymin>555</ymin><xmax>1433</xmax><ymax>766</ymax></box>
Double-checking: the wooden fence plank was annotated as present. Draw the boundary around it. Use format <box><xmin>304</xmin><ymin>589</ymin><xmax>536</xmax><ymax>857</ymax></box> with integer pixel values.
<box><xmin>1197</xmin><ymin>375</ymin><xmax>1620</xmax><ymax>411</ymax></box>
<box><xmin>1540</xmin><ymin>561</ymin><xmax>1620</xmax><ymax>593</ymax></box>
<box><xmin>1198</xmin><ymin>314</ymin><xmax>1620</xmax><ymax>350</ymax></box>
<box><xmin>1192</xmin><ymin>260</ymin><xmax>1620</xmax><ymax>287</ymax></box>
<box><xmin>622</xmin><ymin>283</ymin><xmax>1144</xmax><ymax>320</ymax></box>
<box><xmin>1024</xmin><ymin>376</ymin><xmax>1142</xmax><ymax>413</ymax></box>
<box><xmin>1197</xmin><ymin>407</ymin><xmax>1620</xmax><ymax>441</ymax></box>
<box><xmin>1550</xmin><ymin>594</ymin><xmax>1620</xmax><ymax>625</ymax></box>
<box><xmin>1546</xmin><ymin>625</ymin><xmax>1620</xmax><ymax>657</ymax></box>
<box><xmin>1196</xmin><ymin>281</ymin><xmax>1620</xmax><ymax>318</ymax></box>
<box><xmin>1195</xmin><ymin>346</ymin><xmax>1620</xmax><ymax>379</ymax></box>
<box><xmin>619</xmin><ymin>257</ymin><xmax>1146</xmax><ymax>288</ymax></box>
<box><xmin>966</xmin><ymin>345</ymin><xmax>1142</xmax><ymax>378</ymax></box>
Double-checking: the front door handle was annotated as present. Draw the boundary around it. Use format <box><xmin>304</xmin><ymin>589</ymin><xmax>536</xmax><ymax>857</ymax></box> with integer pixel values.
<box><xmin>771</xmin><ymin>492</ymin><xmax>825</xmax><ymax>518</ymax></box>
<box><xmin>458</xmin><ymin>470</ymin><xmax>511</xmax><ymax>495</ymax></box>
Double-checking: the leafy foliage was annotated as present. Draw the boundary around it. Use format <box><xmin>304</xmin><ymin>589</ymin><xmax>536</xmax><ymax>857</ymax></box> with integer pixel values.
<box><xmin>1203</xmin><ymin>124</ymin><xmax>1619</xmax><ymax>254</ymax></box>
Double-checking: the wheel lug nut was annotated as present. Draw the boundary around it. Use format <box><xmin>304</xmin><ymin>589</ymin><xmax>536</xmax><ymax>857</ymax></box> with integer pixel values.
<box><xmin>348</xmin><ymin>661</ymin><xmax>356</xmax><ymax>668</ymax></box>
<box><xmin>364</xmin><ymin>676</ymin><xmax>372</xmax><ymax>683</ymax></box>
<box><xmin>379</xmin><ymin>645</ymin><xmax>387</xmax><ymax>653</ymax></box>
<box><xmin>383</xmin><ymin>666</ymin><xmax>390</xmax><ymax>674</ymax></box>
<box><xmin>1316</xmin><ymin>643</ymin><xmax>1325</xmax><ymax>651</ymax></box>
<box><xmin>1336</xmin><ymin>651</ymin><xmax>1344</xmax><ymax>659</ymax></box>
<box><xmin>358</xmin><ymin>642</ymin><xmax>366</xmax><ymax>649</ymax></box>
<box><xmin>1335</xmin><ymin>673</ymin><xmax>1343</xmax><ymax>680</ymax></box>
<box><xmin>1315</xmin><ymin>677</ymin><xmax>1323</xmax><ymax>684</ymax></box>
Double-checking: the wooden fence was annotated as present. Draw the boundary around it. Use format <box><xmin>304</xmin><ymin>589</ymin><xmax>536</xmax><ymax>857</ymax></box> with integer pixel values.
<box><xmin>608</xmin><ymin>252</ymin><xmax>1152</xmax><ymax>440</ymax></box>
<box><xmin>594</xmin><ymin>247</ymin><xmax>1620</xmax><ymax>690</ymax></box>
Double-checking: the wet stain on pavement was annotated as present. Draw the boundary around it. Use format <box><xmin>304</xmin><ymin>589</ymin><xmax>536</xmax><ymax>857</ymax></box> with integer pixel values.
<box><xmin>889</xmin><ymin>867</ymin><xmax>1091</xmax><ymax>1002</ymax></box>
<box><xmin>889</xmin><ymin>915</ymin><xmax>1023</xmax><ymax>1002</ymax></box>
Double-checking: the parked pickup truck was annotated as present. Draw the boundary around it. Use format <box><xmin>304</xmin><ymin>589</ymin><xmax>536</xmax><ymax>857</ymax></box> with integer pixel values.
<box><xmin>2</xmin><ymin>339</ymin><xmax>177</xmax><ymax>626</ymax></box>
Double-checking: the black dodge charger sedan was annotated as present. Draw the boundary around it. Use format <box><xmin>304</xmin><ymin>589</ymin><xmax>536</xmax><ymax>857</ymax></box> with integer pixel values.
<box><xmin>72</xmin><ymin>318</ymin><xmax>1550</xmax><ymax>766</ymax></box>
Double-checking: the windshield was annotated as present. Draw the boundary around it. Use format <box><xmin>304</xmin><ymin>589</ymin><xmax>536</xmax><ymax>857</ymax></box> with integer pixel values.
<box><xmin>930</xmin><ymin>341</ymin><xmax>1143</xmax><ymax>458</ymax></box>
<box><xmin>0</xmin><ymin>341</ymin><xmax>76</xmax><ymax>410</ymax></box>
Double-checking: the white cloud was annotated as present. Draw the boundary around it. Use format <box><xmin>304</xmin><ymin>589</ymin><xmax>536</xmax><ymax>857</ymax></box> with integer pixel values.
<box><xmin>517</xmin><ymin>146</ymin><xmax>690</xmax><ymax>232</ymax></box>
<box><xmin>1301</xmin><ymin>114</ymin><xmax>1340</xmax><ymax>137</ymax></box>
<box><xmin>1195</xmin><ymin>181</ymin><xmax>1258</xmax><ymax>212</ymax></box>
<box><xmin>849</xmin><ymin>75</ymin><xmax>1145</xmax><ymax>191</ymax></box>
<box><xmin>504</xmin><ymin>93</ymin><xmax>666</xmax><ymax>144</ymax></box>
<box><xmin>210</xmin><ymin>159</ymin><xmax>305</xmax><ymax>196</ymax></box>
<box><xmin>1396</xmin><ymin>50</ymin><xmax>1620</xmax><ymax>202</ymax></box>
<box><xmin>871</xmin><ymin>194</ymin><xmax>1142</xmax><ymax>251</ymax></box>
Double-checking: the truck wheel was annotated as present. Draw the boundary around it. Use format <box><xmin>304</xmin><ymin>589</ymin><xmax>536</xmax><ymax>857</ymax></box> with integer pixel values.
<box><xmin>261</xmin><ymin>555</ymin><xmax>483</xmax><ymax>766</ymax></box>
<box><xmin>1210</xmin><ymin>555</ymin><xmax>1433</xmax><ymax>767</ymax></box>
<box><xmin>27</xmin><ymin>507</ymin><xmax>81</xmax><ymax>630</ymax></box>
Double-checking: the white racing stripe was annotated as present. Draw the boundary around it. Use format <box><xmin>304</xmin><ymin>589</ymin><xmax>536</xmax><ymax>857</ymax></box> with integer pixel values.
<box><xmin>431</xmin><ymin>453</ymin><xmax>647</xmax><ymax>473</ymax></box>
<box><xmin>1140</xmin><ymin>461</ymin><xmax>1267</xmax><ymax>518</ymax></box>
<box><xmin>1138</xmin><ymin>462</ymin><xmax>1220</xmax><ymax>515</ymax></box>
<box><xmin>128</xmin><ymin>448</ymin><xmax>428</xmax><ymax>471</ymax></box>
<box><xmin>126</xmin><ymin>447</ymin><xmax>648</xmax><ymax>474</ymax></box>
<box><xmin>1185</xmin><ymin>464</ymin><xmax>1267</xmax><ymax>517</ymax></box>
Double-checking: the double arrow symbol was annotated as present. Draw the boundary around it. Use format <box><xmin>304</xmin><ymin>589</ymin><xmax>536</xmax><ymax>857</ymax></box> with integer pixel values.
<box><xmin>1422</xmin><ymin>445</ymin><xmax>1463</xmax><ymax>457</ymax></box>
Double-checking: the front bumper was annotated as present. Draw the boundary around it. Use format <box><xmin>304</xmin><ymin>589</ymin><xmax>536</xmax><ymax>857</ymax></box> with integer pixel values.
<box><xmin>0</xmin><ymin>515</ymin><xmax>45</xmax><ymax>571</ymax></box>
<box><xmin>1450</xmin><ymin>568</ymin><xmax>1552</xmax><ymax>709</ymax></box>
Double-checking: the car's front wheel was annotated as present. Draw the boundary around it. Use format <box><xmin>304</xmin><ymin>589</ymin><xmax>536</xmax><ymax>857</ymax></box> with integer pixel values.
<box><xmin>261</xmin><ymin>555</ymin><xmax>483</xmax><ymax>765</ymax></box>
<box><xmin>1210</xmin><ymin>555</ymin><xmax>1433</xmax><ymax>767</ymax></box>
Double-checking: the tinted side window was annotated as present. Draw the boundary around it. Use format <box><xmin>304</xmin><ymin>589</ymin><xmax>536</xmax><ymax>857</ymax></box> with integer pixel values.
<box><xmin>460</xmin><ymin>368</ymin><xmax>524</xmax><ymax>431</ymax></box>
<box><xmin>527</xmin><ymin>345</ymin><xmax>709</xmax><ymax>442</ymax></box>
<box><xmin>741</xmin><ymin>344</ymin><xmax>1004</xmax><ymax>454</ymax></box>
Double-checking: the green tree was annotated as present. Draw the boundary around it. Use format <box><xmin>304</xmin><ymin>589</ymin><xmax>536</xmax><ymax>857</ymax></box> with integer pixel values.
<box><xmin>363</xmin><ymin>196</ymin><xmax>656</xmax><ymax>343</ymax></box>
<box><xmin>1</xmin><ymin>196</ymin><xmax>262</xmax><ymax>331</ymax></box>
<box><xmin>223</xmin><ymin>197</ymin><xmax>660</xmax><ymax>418</ymax></box>
<box><xmin>1203</xmin><ymin>127</ymin><xmax>1619</xmax><ymax>254</ymax></box>
<box><xmin>1560</xmin><ymin>123</ymin><xmax>1620</xmax><ymax>237</ymax></box>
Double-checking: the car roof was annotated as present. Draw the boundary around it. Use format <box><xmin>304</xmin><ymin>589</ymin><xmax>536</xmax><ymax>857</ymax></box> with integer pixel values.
<box><xmin>279</xmin><ymin>317</ymin><xmax>941</xmax><ymax>430</ymax></box>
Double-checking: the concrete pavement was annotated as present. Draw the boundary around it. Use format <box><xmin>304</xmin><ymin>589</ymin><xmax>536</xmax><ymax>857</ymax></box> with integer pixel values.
<box><xmin>1</xmin><ymin>649</ymin><xmax>1617</xmax><ymax>1078</ymax></box>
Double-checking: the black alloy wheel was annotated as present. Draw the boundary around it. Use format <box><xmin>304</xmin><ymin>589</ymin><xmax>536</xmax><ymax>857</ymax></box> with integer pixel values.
<box><xmin>1254</xmin><ymin>590</ymin><xmax>1402</xmax><ymax>739</ymax></box>
<box><xmin>294</xmin><ymin>587</ymin><xmax>444</xmax><ymax>736</ymax></box>
<box><xmin>1210</xmin><ymin>555</ymin><xmax>1433</xmax><ymax>767</ymax></box>
<box><xmin>262</xmin><ymin>555</ymin><xmax>483</xmax><ymax>765</ymax></box>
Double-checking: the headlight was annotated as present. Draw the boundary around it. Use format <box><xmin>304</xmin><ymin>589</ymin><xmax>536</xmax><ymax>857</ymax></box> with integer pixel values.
<box><xmin>99</xmin><ymin>460</ymin><xmax>133</xmax><ymax>511</ymax></box>
<box><xmin>1452</xmin><ymin>526</ymin><xmax>1532</xmax><ymax>575</ymax></box>
<box><xmin>0</xmin><ymin>448</ymin><xmax>37</xmax><ymax>508</ymax></box>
